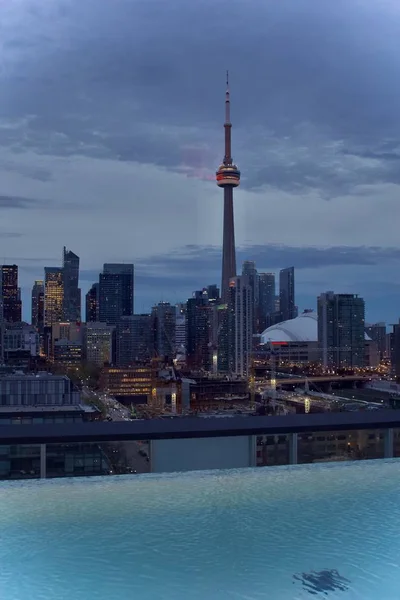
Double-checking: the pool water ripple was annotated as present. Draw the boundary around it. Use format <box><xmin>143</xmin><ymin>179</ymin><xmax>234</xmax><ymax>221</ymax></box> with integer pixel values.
<box><xmin>1</xmin><ymin>460</ymin><xmax>399</xmax><ymax>599</ymax></box>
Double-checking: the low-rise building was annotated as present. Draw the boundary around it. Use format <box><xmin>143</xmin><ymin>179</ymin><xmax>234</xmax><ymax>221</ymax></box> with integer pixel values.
<box><xmin>185</xmin><ymin>377</ymin><xmax>248</xmax><ymax>413</ymax></box>
<box><xmin>0</xmin><ymin>372</ymin><xmax>81</xmax><ymax>406</ymax></box>
<box><xmin>0</xmin><ymin>372</ymin><xmax>108</xmax><ymax>480</ymax></box>
<box><xmin>1</xmin><ymin>322</ymin><xmax>39</xmax><ymax>367</ymax></box>
<box><xmin>99</xmin><ymin>364</ymin><xmax>153</xmax><ymax>404</ymax></box>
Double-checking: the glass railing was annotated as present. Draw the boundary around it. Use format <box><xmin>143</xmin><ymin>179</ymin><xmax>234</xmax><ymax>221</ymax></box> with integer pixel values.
<box><xmin>1</xmin><ymin>413</ymin><xmax>400</xmax><ymax>479</ymax></box>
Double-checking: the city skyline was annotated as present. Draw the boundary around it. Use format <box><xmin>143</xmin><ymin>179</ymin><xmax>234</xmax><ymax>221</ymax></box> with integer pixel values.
<box><xmin>8</xmin><ymin>249</ymin><xmax>399</xmax><ymax>325</ymax></box>
<box><xmin>1</xmin><ymin>0</ymin><xmax>400</xmax><ymax>323</ymax></box>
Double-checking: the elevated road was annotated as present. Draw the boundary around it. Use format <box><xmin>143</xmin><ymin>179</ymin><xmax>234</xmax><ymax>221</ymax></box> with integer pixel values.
<box><xmin>262</xmin><ymin>375</ymin><xmax>371</xmax><ymax>386</ymax></box>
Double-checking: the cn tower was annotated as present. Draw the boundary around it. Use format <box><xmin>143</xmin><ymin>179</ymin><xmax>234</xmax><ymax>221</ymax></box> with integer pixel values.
<box><xmin>216</xmin><ymin>71</ymin><xmax>240</xmax><ymax>303</ymax></box>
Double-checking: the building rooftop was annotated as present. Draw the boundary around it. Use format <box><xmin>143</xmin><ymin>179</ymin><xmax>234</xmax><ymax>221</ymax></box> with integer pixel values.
<box><xmin>0</xmin><ymin>404</ymin><xmax>97</xmax><ymax>414</ymax></box>
<box><xmin>0</xmin><ymin>371</ymin><xmax>71</xmax><ymax>380</ymax></box>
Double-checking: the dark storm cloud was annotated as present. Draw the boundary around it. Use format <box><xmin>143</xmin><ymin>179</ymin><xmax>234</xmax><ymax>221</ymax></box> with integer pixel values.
<box><xmin>16</xmin><ymin>257</ymin><xmax>60</xmax><ymax>264</ymax></box>
<box><xmin>0</xmin><ymin>232</ymin><xmax>22</xmax><ymax>239</ymax></box>
<box><xmin>76</xmin><ymin>244</ymin><xmax>400</xmax><ymax>290</ymax></box>
<box><xmin>74</xmin><ymin>243</ymin><xmax>400</xmax><ymax>287</ymax></box>
<box><xmin>344</xmin><ymin>150</ymin><xmax>400</xmax><ymax>162</ymax></box>
<box><xmin>138</xmin><ymin>244</ymin><xmax>400</xmax><ymax>278</ymax></box>
<box><xmin>3</xmin><ymin>0</ymin><xmax>400</xmax><ymax>195</ymax></box>
<box><xmin>3</xmin><ymin>0</ymin><xmax>400</xmax><ymax>325</ymax></box>
<box><xmin>0</xmin><ymin>195</ymin><xmax>47</xmax><ymax>209</ymax></box>
<box><xmin>1</xmin><ymin>159</ymin><xmax>54</xmax><ymax>182</ymax></box>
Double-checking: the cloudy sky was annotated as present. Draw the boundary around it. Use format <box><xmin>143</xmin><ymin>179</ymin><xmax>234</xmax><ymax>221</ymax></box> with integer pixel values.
<box><xmin>1</xmin><ymin>0</ymin><xmax>400</xmax><ymax>323</ymax></box>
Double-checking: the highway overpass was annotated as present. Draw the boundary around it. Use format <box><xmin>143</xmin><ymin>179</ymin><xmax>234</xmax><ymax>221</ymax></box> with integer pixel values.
<box><xmin>258</xmin><ymin>375</ymin><xmax>372</xmax><ymax>386</ymax></box>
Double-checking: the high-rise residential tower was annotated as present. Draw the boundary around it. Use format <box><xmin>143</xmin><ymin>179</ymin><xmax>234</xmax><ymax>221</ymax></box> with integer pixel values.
<box><xmin>216</xmin><ymin>72</ymin><xmax>240</xmax><ymax>303</ymax></box>
<box><xmin>98</xmin><ymin>264</ymin><xmax>134</xmax><ymax>326</ymax></box>
<box><xmin>175</xmin><ymin>306</ymin><xmax>187</xmax><ymax>355</ymax></box>
<box><xmin>31</xmin><ymin>280</ymin><xmax>44</xmax><ymax>332</ymax></box>
<box><xmin>116</xmin><ymin>314</ymin><xmax>153</xmax><ymax>366</ymax></box>
<box><xmin>205</xmin><ymin>285</ymin><xmax>220</xmax><ymax>302</ymax></box>
<box><xmin>1</xmin><ymin>265</ymin><xmax>21</xmax><ymax>323</ymax></box>
<box><xmin>83</xmin><ymin>322</ymin><xmax>114</xmax><ymax>367</ymax></box>
<box><xmin>151</xmin><ymin>302</ymin><xmax>176</xmax><ymax>359</ymax></box>
<box><xmin>85</xmin><ymin>283</ymin><xmax>99</xmax><ymax>322</ymax></box>
<box><xmin>279</xmin><ymin>267</ymin><xmax>297</xmax><ymax>321</ymax></box>
<box><xmin>130</xmin><ymin>314</ymin><xmax>153</xmax><ymax>362</ymax></box>
<box><xmin>242</xmin><ymin>261</ymin><xmax>257</xmax><ymax>333</ymax></box>
<box><xmin>44</xmin><ymin>267</ymin><xmax>64</xmax><ymax>327</ymax></box>
<box><xmin>318</xmin><ymin>291</ymin><xmax>365</xmax><ymax>369</ymax></box>
<box><xmin>365</xmin><ymin>322</ymin><xmax>386</xmax><ymax>361</ymax></box>
<box><xmin>186</xmin><ymin>290</ymin><xmax>213</xmax><ymax>371</ymax></box>
<box><xmin>391</xmin><ymin>321</ymin><xmax>400</xmax><ymax>382</ymax></box>
<box><xmin>227</xmin><ymin>275</ymin><xmax>253</xmax><ymax>377</ymax></box>
<box><xmin>258</xmin><ymin>273</ymin><xmax>275</xmax><ymax>331</ymax></box>
<box><xmin>63</xmin><ymin>247</ymin><xmax>81</xmax><ymax>322</ymax></box>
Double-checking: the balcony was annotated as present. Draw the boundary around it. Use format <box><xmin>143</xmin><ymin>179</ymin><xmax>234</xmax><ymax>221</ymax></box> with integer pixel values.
<box><xmin>1</xmin><ymin>411</ymin><xmax>400</xmax><ymax>599</ymax></box>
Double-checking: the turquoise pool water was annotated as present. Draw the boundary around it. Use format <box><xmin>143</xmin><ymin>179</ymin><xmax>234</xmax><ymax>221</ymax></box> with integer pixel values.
<box><xmin>1</xmin><ymin>460</ymin><xmax>399</xmax><ymax>599</ymax></box>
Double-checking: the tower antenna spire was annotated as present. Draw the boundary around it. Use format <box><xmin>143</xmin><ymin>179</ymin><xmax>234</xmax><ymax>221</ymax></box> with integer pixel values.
<box><xmin>225</xmin><ymin>70</ymin><xmax>230</xmax><ymax>125</ymax></box>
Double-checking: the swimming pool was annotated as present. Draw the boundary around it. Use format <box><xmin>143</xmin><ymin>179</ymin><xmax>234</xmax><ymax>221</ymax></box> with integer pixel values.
<box><xmin>1</xmin><ymin>459</ymin><xmax>399</xmax><ymax>599</ymax></box>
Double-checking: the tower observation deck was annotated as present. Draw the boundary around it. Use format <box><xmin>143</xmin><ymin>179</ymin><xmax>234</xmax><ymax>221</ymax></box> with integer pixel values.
<box><xmin>216</xmin><ymin>72</ymin><xmax>240</xmax><ymax>303</ymax></box>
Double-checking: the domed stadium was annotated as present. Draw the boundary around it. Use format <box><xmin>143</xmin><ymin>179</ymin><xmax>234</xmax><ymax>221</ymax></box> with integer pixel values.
<box><xmin>260</xmin><ymin>311</ymin><xmax>319</xmax><ymax>344</ymax></box>
<box><xmin>259</xmin><ymin>311</ymin><xmax>373</xmax><ymax>365</ymax></box>
<box><xmin>260</xmin><ymin>311</ymin><xmax>371</xmax><ymax>344</ymax></box>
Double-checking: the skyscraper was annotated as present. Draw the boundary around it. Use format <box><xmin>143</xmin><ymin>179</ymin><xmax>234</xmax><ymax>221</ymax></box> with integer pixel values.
<box><xmin>242</xmin><ymin>261</ymin><xmax>257</xmax><ymax>333</ymax></box>
<box><xmin>365</xmin><ymin>322</ymin><xmax>386</xmax><ymax>361</ymax></box>
<box><xmin>175</xmin><ymin>307</ymin><xmax>186</xmax><ymax>354</ymax></box>
<box><xmin>216</xmin><ymin>72</ymin><xmax>240</xmax><ymax>303</ymax></box>
<box><xmin>31</xmin><ymin>280</ymin><xmax>44</xmax><ymax>332</ymax></box>
<box><xmin>186</xmin><ymin>290</ymin><xmax>212</xmax><ymax>370</ymax></box>
<box><xmin>279</xmin><ymin>267</ymin><xmax>297</xmax><ymax>321</ymax></box>
<box><xmin>1</xmin><ymin>265</ymin><xmax>21</xmax><ymax>323</ymax></box>
<box><xmin>391</xmin><ymin>321</ymin><xmax>400</xmax><ymax>382</ymax></box>
<box><xmin>227</xmin><ymin>275</ymin><xmax>253</xmax><ymax>376</ymax></box>
<box><xmin>205</xmin><ymin>284</ymin><xmax>220</xmax><ymax>302</ymax></box>
<box><xmin>151</xmin><ymin>302</ymin><xmax>176</xmax><ymax>359</ymax></box>
<box><xmin>318</xmin><ymin>291</ymin><xmax>365</xmax><ymax>369</ymax></box>
<box><xmin>131</xmin><ymin>314</ymin><xmax>152</xmax><ymax>362</ymax></box>
<box><xmin>85</xmin><ymin>283</ymin><xmax>99</xmax><ymax>322</ymax></box>
<box><xmin>216</xmin><ymin>304</ymin><xmax>230</xmax><ymax>373</ymax></box>
<box><xmin>62</xmin><ymin>247</ymin><xmax>81</xmax><ymax>322</ymax></box>
<box><xmin>116</xmin><ymin>316</ymin><xmax>136</xmax><ymax>367</ymax></box>
<box><xmin>44</xmin><ymin>267</ymin><xmax>64</xmax><ymax>327</ymax></box>
<box><xmin>116</xmin><ymin>314</ymin><xmax>152</xmax><ymax>365</ymax></box>
<box><xmin>98</xmin><ymin>264</ymin><xmax>134</xmax><ymax>326</ymax></box>
<box><xmin>258</xmin><ymin>273</ymin><xmax>275</xmax><ymax>332</ymax></box>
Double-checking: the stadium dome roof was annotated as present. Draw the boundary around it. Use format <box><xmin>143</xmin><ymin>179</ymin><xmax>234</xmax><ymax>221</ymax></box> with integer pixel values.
<box><xmin>260</xmin><ymin>311</ymin><xmax>371</xmax><ymax>344</ymax></box>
